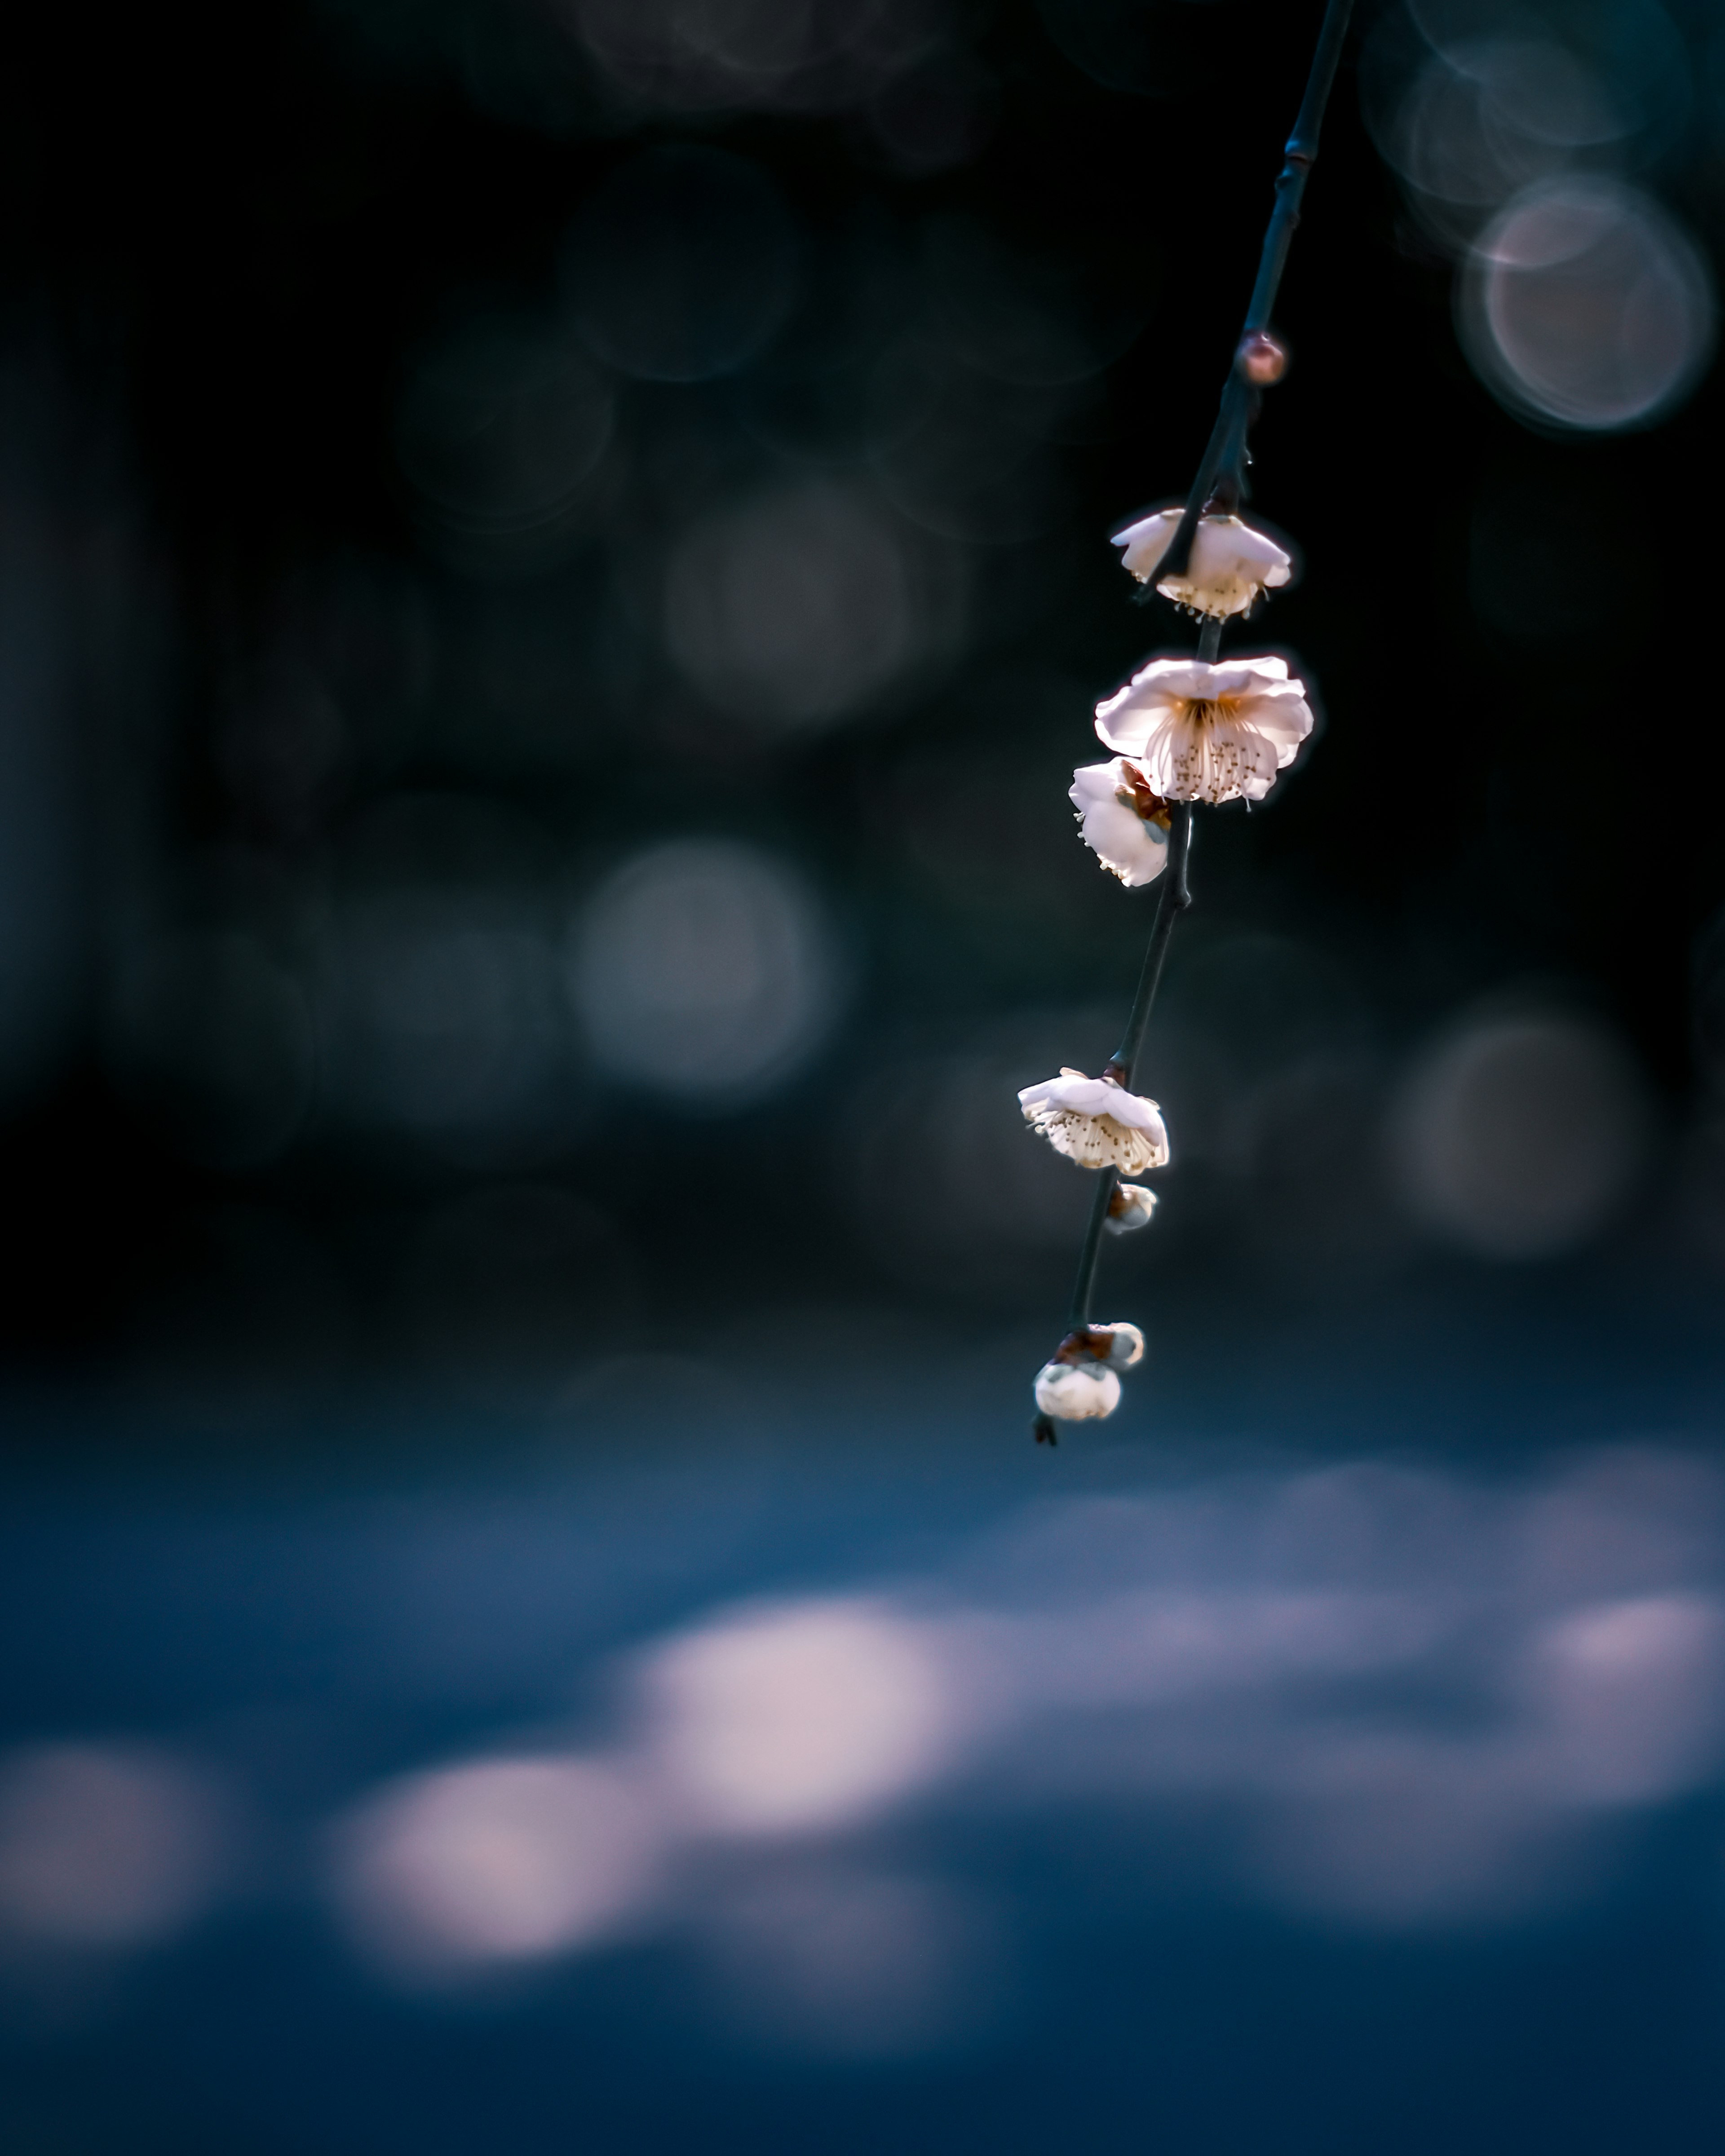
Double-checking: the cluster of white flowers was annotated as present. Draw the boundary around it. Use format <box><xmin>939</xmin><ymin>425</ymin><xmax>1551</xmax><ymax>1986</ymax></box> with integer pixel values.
<box><xmin>1064</xmin><ymin>515</ymin><xmax>1313</xmax><ymax>898</ymax></box>
<box><xmin>1024</xmin><ymin>506</ymin><xmax>1318</xmax><ymax>1434</ymax></box>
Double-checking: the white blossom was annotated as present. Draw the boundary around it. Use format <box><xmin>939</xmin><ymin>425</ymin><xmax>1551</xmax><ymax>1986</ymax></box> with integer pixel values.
<box><xmin>1069</xmin><ymin>759</ymin><xmax>1170</xmax><ymax>887</ymax></box>
<box><xmin>1094</xmin><ymin>655</ymin><xmax>1313</xmax><ymax>806</ymax></box>
<box><xmin>1104</xmin><ymin>1183</ymin><xmax>1158</xmax><ymax>1235</ymax></box>
<box><xmin>1034</xmin><ymin>1359</ymin><xmax>1120</xmax><ymax>1421</ymax></box>
<box><xmin>1018</xmin><ymin>1068</ymin><xmax>1170</xmax><ymax>1175</ymax></box>
<box><xmin>1112</xmin><ymin>509</ymin><xmax>1292</xmax><ymax>619</ymax></box>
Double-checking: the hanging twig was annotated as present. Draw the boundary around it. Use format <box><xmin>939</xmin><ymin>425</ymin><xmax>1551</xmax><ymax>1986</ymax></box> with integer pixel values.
<box><xmin>1029</xmin><ymin>0</ymin><xmax>1355</xmax><ymax>1447</ymax></box>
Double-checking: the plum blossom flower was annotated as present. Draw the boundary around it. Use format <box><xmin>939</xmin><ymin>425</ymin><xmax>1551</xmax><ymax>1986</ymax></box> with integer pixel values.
<box><xmin>1069</xmin><ymin>759</ymin><xmax>1170</xmax><ymax>888</ymax></box>
<box><xmin>1018</xmin><ymin>1069</ymin><xmax>1169</xmax><ymax>1175</ymax></box>
<box><xmin>1095</xmin><ymin>655</ymin><xmax>1313</xmax><ymax>806</ymax></box>
<box><xmin>1104</xmin><ymin>1183</ymin><xmax>1157</xmax><ymax>1235</ymax></box>
<box><xmin>1033</xmin><ymin>1360</ymin><xmax>1120</xmax><ymax>1421</ymax></box>
<box><xmin>1112</xmin><ymin>509</ymin><xmax>1292</xmax><ymax>619</ymax></box>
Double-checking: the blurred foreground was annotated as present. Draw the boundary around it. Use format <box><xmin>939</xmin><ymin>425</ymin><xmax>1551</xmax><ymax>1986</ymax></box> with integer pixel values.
<box><xmin>3</xmin><ymin>1321</ymin><xmax>1725</xmax><ymax>2152</ymax></box>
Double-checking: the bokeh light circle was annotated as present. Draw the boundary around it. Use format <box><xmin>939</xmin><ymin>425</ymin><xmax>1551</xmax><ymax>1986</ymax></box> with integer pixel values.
<box><xmin>1459</xmin><ymin>178</ymin><xmax>1715</xmax><ymax>430</ymax></box>
<box><xmin>1392</xmin><ymin>1013</ymin><xmax>1653</xmax><ymax>1260</ymax></box>
<box><xmin>570</xmin><ymin>839</ymin><xmax>841</xmax><ymax>1105</ymax></box>
<box><xmin>664</xmin><ymin>484</ymin><xmax>913</xmax><ymax>730</ymax></box>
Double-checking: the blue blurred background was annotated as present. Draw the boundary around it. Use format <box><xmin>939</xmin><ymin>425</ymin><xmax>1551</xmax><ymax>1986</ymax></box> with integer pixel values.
<box><xmin>1</xmin><ymin>0</ymin><xmax>1725</xmax><ymax>2147</ymax></box>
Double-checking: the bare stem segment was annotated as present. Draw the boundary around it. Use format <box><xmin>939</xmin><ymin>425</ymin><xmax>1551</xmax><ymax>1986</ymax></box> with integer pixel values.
<box><xmin>1151</xmin><ymin>0</ymin><xmax>1357</xmax><ymax>591</ymax></box>
<box><xmin>1064</xmin><ymin>797</ymin><xmax>1194</xmax><ymax>1333</ymax></box>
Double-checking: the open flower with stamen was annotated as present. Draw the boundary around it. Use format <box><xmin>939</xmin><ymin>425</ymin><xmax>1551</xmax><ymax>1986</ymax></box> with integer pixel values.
<box><xmin>1095</xmin><ymin>655</ymin><xmax>1313</xmax><ymax>805</ymax></box>
<box><xmin>1070</xmin><ymin>759</ymin><xmax>1170</xmax><ymax>887</ymax></box>
<box><xmin>1104</xmin><ymin>1184</ymin><xmax>1157</xmax><ymax>1235</ymax></box>
<box><xmin>1033</xmin><ymin>1360</ymin><xmax>1120</xmax><ymax>1421</ymax></box>
<box><xmin>1018</xmin><ymin>1068</ymin><xmax>1169</xmax><ymax>1175</ymax></box>
<box><xmin>1112</xmin><ymin>509</ymin><xmax>1292</xmax><ymax>619</ymax></box>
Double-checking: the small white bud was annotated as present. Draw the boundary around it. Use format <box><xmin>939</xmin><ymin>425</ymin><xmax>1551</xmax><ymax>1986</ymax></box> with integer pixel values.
<box><xmin>1104</xmin><ymin>1184</ymin><xmax>1158</xmax><ymax>1235</ymax></box>
<box><xmin>1033</xmin><ymin>1360</ymin><xmax>1121</xmax><ymax>1421</ymax></box>
<box><xmin>1091</xmin><ymin>1321</ymin><xmax>1145</xmax><ymax>1371</ymax></box>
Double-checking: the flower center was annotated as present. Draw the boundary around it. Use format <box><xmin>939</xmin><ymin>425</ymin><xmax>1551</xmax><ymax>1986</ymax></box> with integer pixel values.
<box><xmin>1112</xmin><ymin>760</ymin><xmax>1172</xmax><ymax>827</ymax></box>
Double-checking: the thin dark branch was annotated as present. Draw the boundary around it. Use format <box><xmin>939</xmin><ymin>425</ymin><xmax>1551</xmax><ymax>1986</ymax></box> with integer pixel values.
<box><xmin>1152</xmin><ymin>0</ymin><xmax>1357</xmax><ymax>590</ymax></box>
<box><xmin>1064</xmin><ymin>802</ymin><xmax>1194</xmax><ymax>1333</ymax></box>
<box><xmin>1040</xmin><ymin>0</ymin><xmax>1352</xmax><ymax>1406</ymax></box>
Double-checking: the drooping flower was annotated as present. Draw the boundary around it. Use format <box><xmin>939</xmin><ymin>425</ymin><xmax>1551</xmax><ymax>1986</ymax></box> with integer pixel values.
<box><xmin>1069</xmin><ymin>759</ymin><xmax>1170</xmax><ymax>888</ymax></box>
<box><xmin>1034</xmin><ymin>1360</ymin><xmax>1120</xmax><ymax>1421</ymax></box>
<box><xmin>1018</xmin><ymin>1068</ymin><xmax>1169</xmax><ymax>1175</ymax></box>
<box><xmin>1104</xmin><ymin>1183</ymin><xmax>1158</xmax><ymax>1235</ymax></box>
<box><xmin>1095</xmin><ymin>655</ymin><xmax>1313</xmax><ymax>806</ymax></box>
<box><xmin>1112</xmin><ymin>509</ymin><xmax>1292</xmax><ymax>619</ymax></box>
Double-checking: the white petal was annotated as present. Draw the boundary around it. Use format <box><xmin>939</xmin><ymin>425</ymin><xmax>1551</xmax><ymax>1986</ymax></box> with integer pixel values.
<box><xmin>1112</xmin><ymin>508</ymin><xmax>1181</xmax><ymax>583</ymax></box>
<box><xmin>1033</xmin><ymin>1361</ymin><xmax>1121</xmax><ymax>1420</ymax></box>
<box><xmin>1069</xmin><ymin>763</ymin><xmax>1168</xmax><ymax>888</ymax></box>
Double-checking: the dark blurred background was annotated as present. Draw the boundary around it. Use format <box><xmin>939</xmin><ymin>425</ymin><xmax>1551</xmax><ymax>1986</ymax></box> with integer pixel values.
<box><xmin>3</xmin><ymin>0</ymin><xmax>1725</xmax><ymax>2149</ymax></box>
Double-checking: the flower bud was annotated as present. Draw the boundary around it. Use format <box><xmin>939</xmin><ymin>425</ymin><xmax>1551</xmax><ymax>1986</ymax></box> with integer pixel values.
<box><xmin>1104</xmin><ymin>1184</ymin><xmax>1158</xmax><ymax>1235</ymax></box>
<box><xmin>1092</xmin><ymin>1321</ymin><xmax>1145</xmax><ymax>1371</ymax></box>
<box><xmin>1033</xmin><ymin>1360</ymin><xmax>1121</xmax><ymax>1421</ymax></box>
<box><xmin>1237</xmin><ymin>331</ymin><xmax>1288</xmax><ymax>384</ymax></box>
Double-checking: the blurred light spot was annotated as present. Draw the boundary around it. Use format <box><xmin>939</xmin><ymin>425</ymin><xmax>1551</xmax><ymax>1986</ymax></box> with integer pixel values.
<box><xmin>1387</xmin><ymin>43</ymin><xmax>1619</xmax><ymax>212</ymax></box>
<box><xmin>700</xmin><ymin>1864</ymin><xmax>1005</xmax><ymax>2054</ymax></box>
<box><xmin>640</xmin><ymin>1598</ymin><xmax>955</xmax><ymax>1835</ymax></box>
<box><xmin>570</xmin><ymin>839</ymin><xmax>840</xmax><ymax>1104</ymax></box>
<box><xmin>111</xmin><ymin>933</ymin><xmax>314</xmax><ymax>1170</ymax></box>
<box><xmin>1389</xmin><ymin>61</ymin><xmax>1541</xmax><ymax>213</ymax></box>
<box><xmin>1406</xmin><ymin>0</ymin><xmax>1689</xmax><ymax>142</ymax></box>
<box><xmin>565</xmin><ymin>146</ymin><xmax>797</xmax><ymax>383</ymax></box>
<box><xmin>335</xmin><ymin>1756</ymin><xmax>660</xmax><ymax>1977</ymax></box>
<box><xmin>1253</xmin><ymin>1738</ymin><xmax>1583</xmax><ymax>1928</ymax></box>
<box><xmin>396</xmin><ymin>318</ymin><xmax>613</xmax><ymax>536</ymax></box>
<box><xmin>1006</xmin><ymin>1589</ymin><xmax>1450</xmax><ymax>1719</ymax></box>
<box><xmin>1517</xmin><ymin>1451</ymin><xmax>1725</xmax><ymax>1603</ymax></box>
<box><xmin>1527</xmin><ymin>1594</ymin><xmax>1725</xmax><ymax>1804</ymax></box>
<box><xmin>664</xmin><ymin>483</ymin><xmax>913</xmax><ymax>728</ymax></box>
<box><xmin>0</xmin><ymin>1745</ymin><xmax>224</xmax><ymax>1951</ymax></box>
<box><xmin>1460</xmin><ymin>179</ymin><xmax>1714</xmax><ymax>429</ymax></box>
<box><xmin>1393</xmin><ymin>1012</ymin><xmax>1652</xmax><ymax>1259</ymax></box>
